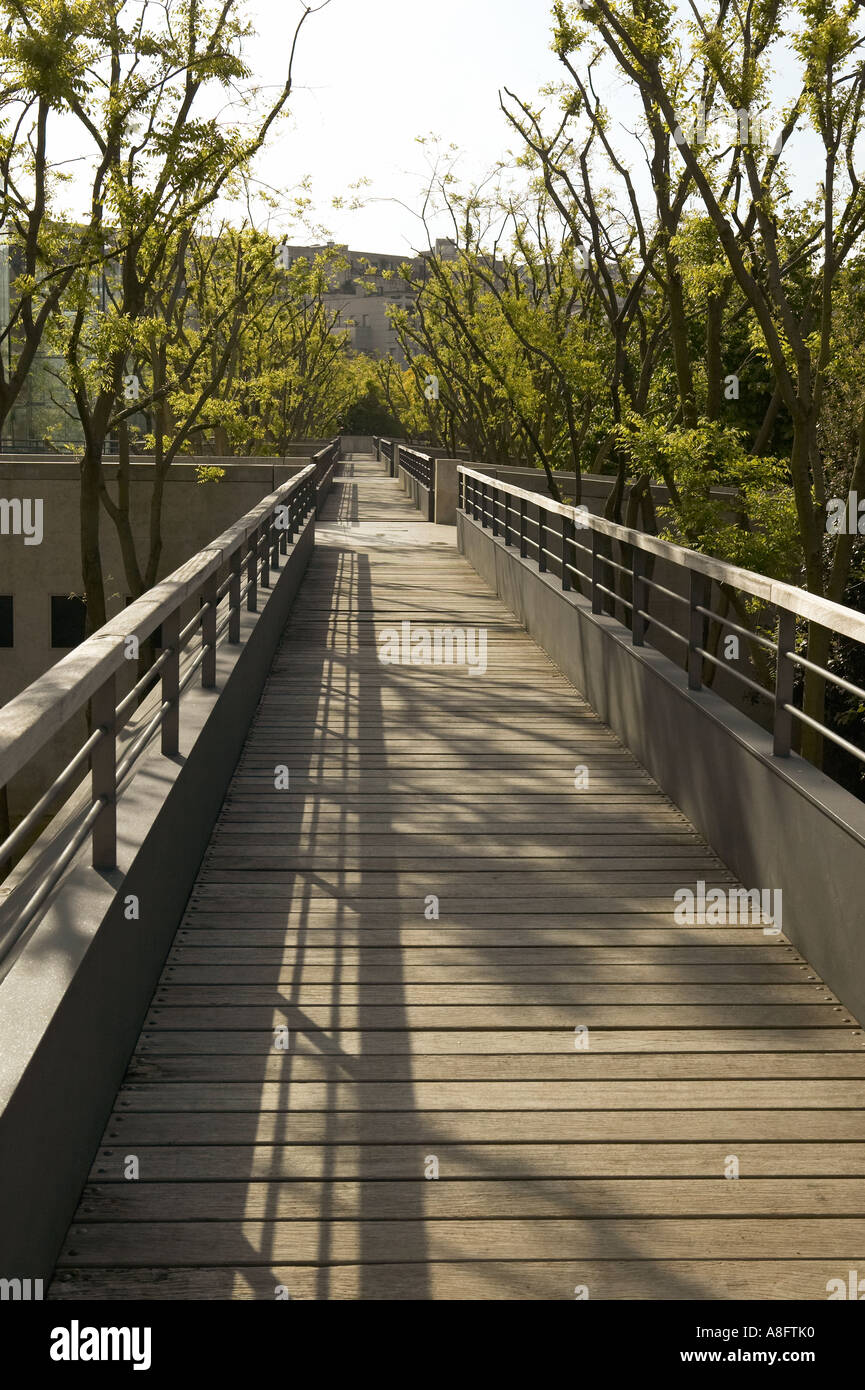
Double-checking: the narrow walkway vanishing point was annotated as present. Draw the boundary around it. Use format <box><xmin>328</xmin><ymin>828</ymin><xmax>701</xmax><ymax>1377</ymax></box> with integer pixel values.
<box><xmin>50</xmin><ymin>458</ymin><xmax>865</xmax><ymax>1300</ymax></box>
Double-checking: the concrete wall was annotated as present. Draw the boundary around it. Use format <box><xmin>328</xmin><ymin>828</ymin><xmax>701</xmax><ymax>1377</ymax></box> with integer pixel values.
<box><xmin>339</xmin><ymin>435</ymin><xmax>374</xmax><ymax>455</ymax></box>
<box><xmin>459</xmin><ymin>512</ymin><xmax>865</xmax><ymax>1030</ymax></box>
<box><xmin>0</xmin><ymin>516</ymin><xmax>314</xmax><ymax>1280</ymax></box>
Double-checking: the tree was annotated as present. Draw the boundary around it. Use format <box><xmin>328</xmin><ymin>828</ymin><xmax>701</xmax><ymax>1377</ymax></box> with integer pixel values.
<box><xmin>552</xmin><ymin>0</ymin><xmax>865</xmax><ymax>759</ymax></box>
<box><xmin>0</xmin><ymin>1</ymin><xmax>111</xmax><ymax>448</ymax></box>
<box><xmin>47</xmin><ymin>0</ymin><xmax>329</xmax><ymax>632</ymax></box>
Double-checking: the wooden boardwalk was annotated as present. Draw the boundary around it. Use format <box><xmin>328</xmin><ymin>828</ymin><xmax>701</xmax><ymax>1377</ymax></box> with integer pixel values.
<box><xmin>51</xmin><ymin>458</ymin><xmax>865</xmax><ymax>1300</ymax></box>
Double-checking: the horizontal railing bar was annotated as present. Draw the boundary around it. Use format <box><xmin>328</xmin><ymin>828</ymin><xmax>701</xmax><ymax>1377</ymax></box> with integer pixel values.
<box><xmin>783</xmin><ymin>704</ymin><xmax>865</xmax><ymax>765</ymax></box>
<box><xmin>596</xmin><ymin>582</ymin><xmax>632</xmax><ymax>610</ymax></box>
<box><xmin>177</xmin><ymin>646</ymin><xmax>207</xmax><ymax>696</ymax></box>
<box><xmin>0</xmin><ymin>798</ymin><xmax>106</xmax><ymax>973</ymax></box>
<box><xmin>594</xmin><ymin>551</ymin><xmax>631</xmax><ymax>578</ymax></box>
<box><xmin>694</xmin><ymin>646</ymin><xmax>772</xmax><ymax>700</ymax></box>
<box><xmin>641</xmin><ymin>575</ymin><xmax>689</xmax><ymax>606</ymax></box>
<box><xmin>0</xmin><ymin>726</ymin><xmax>106</xmax><ymax>867</ymax></box>
<box><xmin>693</xmin><ymin>605</ymin><xmax>777</xmax><ymax>653</ymax></box>
<box><xmin>114</xmin><ymin>646</ymin><xmax>175</xmax><ymax>728</ymax></box>
<box><xmin>786</xmin><ymin>650</ymin><xmax>865</xmax><ymax>704</ymax></box>
<box><xmin>115</xmin><ymin>704</ymin><xmax>172</xmax><ymax>782</ymax></box>
<box><xmin>178</xmin><ymin>608</ymin><xmax>205</xmax><ymax>647</ymax></box>
<box><xmin>634</xmin><ymin>609</ymin><xmax>689</xmax><ymax>646</ymax></box>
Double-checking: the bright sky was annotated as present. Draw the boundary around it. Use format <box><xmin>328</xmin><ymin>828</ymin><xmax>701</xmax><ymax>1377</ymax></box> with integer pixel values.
<box><xmin>42</xmin><ymin>0</ymin><xmax>825</xmax><ymax>257</ymax></box>
<box><xmin>246</xmin><ymin>0</ymin><xmax>563</xmax><ymax>253</ymax></box>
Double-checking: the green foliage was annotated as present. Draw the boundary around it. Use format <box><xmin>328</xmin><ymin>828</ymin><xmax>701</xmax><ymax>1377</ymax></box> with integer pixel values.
<box><xmin>634</xmin><ymin>418</ymin><xmax>803</xmax><ymax>579</ymax></box>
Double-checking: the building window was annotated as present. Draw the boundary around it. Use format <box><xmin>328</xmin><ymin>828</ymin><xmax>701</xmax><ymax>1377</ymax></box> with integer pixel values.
<box><xmin>0</xmin><ymin>596</ymin><xmax>12</xmax><ymax>647</ymax></box>
<box><xmin>51</xmin><ymin>595</ymin><xmax>87</xmax><ymax>649</ymax></box>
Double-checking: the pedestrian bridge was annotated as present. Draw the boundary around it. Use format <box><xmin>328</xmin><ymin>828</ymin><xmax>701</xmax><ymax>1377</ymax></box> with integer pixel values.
<box><xmin>2</xmin><ymin>444</ymin><xmax>865</xmax><ymax>1300</ymax></box>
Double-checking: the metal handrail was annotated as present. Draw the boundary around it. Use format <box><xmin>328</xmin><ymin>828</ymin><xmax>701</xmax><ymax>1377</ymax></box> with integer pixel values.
<box><xmin>460</xmin><ymin>465</ymin><xmax>865</xmax><ymax>641</ymax></box>
<box><xmin>398</xmin><ymin>446</ymin><xmax>435</xmax><ymax>491</ymax></box>
<box><xmin>312</xmin><ymin>438</ymin><xmax>340</xmax><ymax>482</ymax></box>
<box><xmin>458</xmin><ymin>465</ymin><xmax>865</xmax><ymax>769</ymax></box>
<box><xmin>375</xmin><ymin>437</ymin><xmax>394</xmax><ymax>464</ymax></box>
<box><xmin>0</xmin><ymin>463</ymin><xmax>317</xmax><ymax>936</ymax></box>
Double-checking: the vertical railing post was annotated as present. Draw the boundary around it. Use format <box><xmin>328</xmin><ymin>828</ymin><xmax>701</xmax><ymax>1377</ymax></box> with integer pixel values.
<box><xmin>481</xmin><ymin>480</ymin><xmax>487</xmax><ymax>527</ymax></box>
<box><xmin>202</xmin><ymin>571</ymin><xmax>218</xmax><ymax>688</ymax></box>
<box><xmin>429</xmin><ymin>459</ymin><xmax>436</xmax><ymax>521</ymax></box>
<box><xmin>491</xmin><ymin>483</ymin><xmax>499</xmax><ymax>538</ymax></box>
<box><xmin>91</xmin><ymin>672</ymin><xmax>117</xmax><ymax>870</ymax></box>
<box><xmin>161</xmin><ymin>608</ymin><xmax>180</xmax><ymax>753</ymax></box>
<box><xmin>538</xmin><ymin>505</ymin><xmax>547</xmax><ymax>573</ymax></box>
<box><xmin>503</xmin><ymin>491</ymin><xmax>511</xmax><ymax>547</ymax></box>
<box><xmin>270</xmin><ymin>504</ymin><xmax>280</xmax><ymax>570</ymax></box>
<box><xmin>247</xmin><ymin>526</ymin><xmax>258</xmax><ymax>612</ymax></box>
<box><xmin>519</xmin><ymin>496</ymin><xmax>527</xmax><ymax>558</ymax></box>
<box><xmin>260</xmin><ymin>517</ymin><xmax>271</xmax><ymax>590</ymax></box>
<box><xmin>688</xmin><ymin>569</ymin><xmax>709</xmax><ymax>690</ymax></box>
<box><xmin>562</xmin><ymin>514</ymin><xmax>574</xmax><ymax>590</ymax></box>
<box><xmin>632</xmin><ymin>547</ymin><xmax>646</xmax><ymax>645</ymax></box>
<box><xmin>773</xmin><ymin>608</ymin><xmax>796</xmax><ymax>756</ymax></box>
<box><xmin>591</xmin><ymin>531</ymin><xmax>603</xmax><ymax>614</ymax></box>
<box><xmin>228</xmin><ymin>548</ymin><xmax>242</xmax><ymax>644</ymax></box>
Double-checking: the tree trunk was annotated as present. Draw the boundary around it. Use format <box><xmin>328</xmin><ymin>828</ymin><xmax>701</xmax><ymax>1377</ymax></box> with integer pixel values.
<box><xmin>80</xmin><ymin>442</ymin><xmax>107</xmax><ymax>634</ymax></box>
<box><xmin>705</xmin><ymin>295</ymin><xmax>723</xmax><ymax>421</ymax></box>
<box><xmin>786</xmin><ymin>417</ymin><xmax>827</xmax><ymax>768</ymax></box>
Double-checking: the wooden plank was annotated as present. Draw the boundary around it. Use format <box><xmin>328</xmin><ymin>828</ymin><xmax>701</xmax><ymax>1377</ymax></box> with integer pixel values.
<box><xmin>86</xmin><ymin>1142</ymin><xmax>865</xmax><ymax>1183</ymax></box>
<box><xmin>70</xmin><ymin>1178</ymin><xmax>865</xmax><ymax>1221</ymax></box>
<box><xmin>46</xmin><ymin>1260</ymin><xmax>865</xmax><ymax>1301</ymax></box>
<box><xmin>109</xmin><ymin>1079</ymin><xmax>865</xmax><ymax>1111</ymax></box>
<box><xmin>53</xmin><ymin>1217</ymin><xmax>865</xmax><ymax>1265</ymax></box>
<box><xmin>148</xmin><ymin>984</ymin><xmax>835</xmax><ymax>1004</ymax></box>
<box><xmin>165</xmin><ymin>949</ymin><xmax>811</xmax><ymax>967</ymax></box>
<box><xmin>174</xmin><ymin>925</ymin><xmax>804</xmax><ymax>944</ymax></box>
<box><xmin>142</xmin><ymin>1005</ymin><xmax>851</xmax><ymax>1028</ymax></box>
<box><xmin>161</xmin><ymin>963</ymin><xmax>817</xmax><ymax>984</ymax></box>
<box><xmin>97</xmin><ymin>1111</ymin><xmax>865</xmax><ymax>1144</ymax></box>
<box><xmin>134</xmin><ymin>1028</ymin><xmax>863</xmax><ymax>1054</ymax></box>
<box><xmin>125</xmin><ymin>1053</ymin><xmax>865</xmax><ymax>1082</ymax></box>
